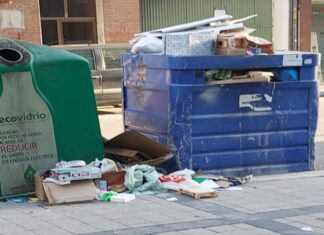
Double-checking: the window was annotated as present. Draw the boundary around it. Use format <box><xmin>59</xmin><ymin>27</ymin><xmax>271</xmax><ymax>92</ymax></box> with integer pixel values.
<box><xmin>67</xmin><ymin>49</ymin><xmax>95</xmax><ymax>70</ymax></box>
<box><xmin>67</xmin><ymin>0</ymin><xmax>95</xmax><ymax>17</ymax></box>
<box><xmin>40</xmin><ymin>0</ymin><xmax>97</xmax><ymax>45</ymax></box>
<box><xmin>63</xmin><ymin>22</ymin><xmax>94</xmax><ymax>44</ymax></box>
<box><xmin>102</xmin><ymin>48</ymin><xmax>129</xmax><ymax>69</ymax></box>
<box><xmin>40</xmin><ymin>0</ymin><xmax>64</xmax><ymax>17</ymax></box>
<box><xmin>41</xmin><ymin>21</ymin><xmax>58</xmax><ymax>45</ymax></box>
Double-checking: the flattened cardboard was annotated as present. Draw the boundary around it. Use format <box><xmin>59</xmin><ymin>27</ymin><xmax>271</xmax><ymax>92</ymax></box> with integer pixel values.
<box><xmin>43</xmin><ymin>180</ymin><xmax>98</xmax><ymax>204</ymax></box>
<box><xmin>101</xmin><ymin>171</ymin><xmax>126</xmax><ymax>186</ymax></box>
<box><xmin>104</xmin><ymin>131</ymin><xmax>173</xmax><ymax>166</ymax></box>
<box><xmin>34</xmin><ymin>170</ymin><xmax>47</xmax><ymax>201</ymax></box>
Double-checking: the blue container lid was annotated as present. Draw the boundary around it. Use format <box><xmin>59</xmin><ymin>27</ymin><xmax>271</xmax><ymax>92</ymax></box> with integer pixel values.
<box><xmin>122</xmin><ymin>52</ymin><xmax>320</xmax><ymax>70</ymax></box>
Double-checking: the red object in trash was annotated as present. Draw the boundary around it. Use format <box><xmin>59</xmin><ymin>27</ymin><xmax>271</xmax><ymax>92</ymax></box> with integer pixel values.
<box><xmin>159</xmin><ymin>175</ymin><xmax>185</xmax><ymax>183</ymax></box>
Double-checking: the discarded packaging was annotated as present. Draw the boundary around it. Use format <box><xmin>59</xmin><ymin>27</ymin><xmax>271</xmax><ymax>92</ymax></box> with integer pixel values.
<box><xmin>95</xmin><ymin>179</ymin><xmax>108</xmax><ymax>191</ymax></box>
<box><xmin>131</xmin><ymin>36</ymin><xmax>164</xmax><ymax>54</ymax></box>
<box><xmin>35</xmin><ymin>170</ymin><xmax>48</xmax><ymax>201</ymax></box>
<box><xmin>169</xmin><ymin>169</ymin><xmax>195</xmax><ymax>178</ymax></box>
<box><xmin>110</xmin><ymin>193</ymin><xmax>136</xmax><ymax>203</ymax></box>
<box><xmin>104</xmin><ymin>131</ymin><xmax>173</xmax><ymax>167</ymax></box>
<box><xmin>200</xmin><ymin>180</ymin><xmax>220</xmax><ymax>189</ymax></box>
<box><xmin>125</xmin><ymin>164</ymin><xmax>164</xmax><ymax>195</ymax></box>
<box><xmin>50</xmin><ymin>166</ymin><xmax>102</xmax><ymax>182</ymax></box>
<box><xmin>55</xmin><ymin>160</ymin><xmax>86</xmax><ymax>168</ymax></box>
<box><xmin>99</xmin><ymin>191</ymin><xmax>118</xmax><ymax>202</ymax></box>
<box><xmin>166</xmin><ymin>197</ymin><xmax>178</xmax><ymax>202</ymax></box>
<box><xmin>130</xmin><ymin>13</ymin><xmax>272</xmax><ymax>57</ymax></box>
<box><xmin>301</xmin><ymin>227</ymin><xmax>314</xmax><ymax>232</ymax></box>
<box><xmin>165</xmin><ymin>31</ymin><xmax>216</xmax><ymax>56</ymax></box>
<box><xmin>89</xmin><ymin>158</ymin><xmax>118</xmax><ymax>174</ymax></box>
<box><xmin>101</xmin><ymin>170</ymin><xmax>126</xmax><ymax>189</ymax></box>
<box><xmin>42</xmin><ymin>180</ymin><xmax>98</xmax><ymax>204</ymax></box>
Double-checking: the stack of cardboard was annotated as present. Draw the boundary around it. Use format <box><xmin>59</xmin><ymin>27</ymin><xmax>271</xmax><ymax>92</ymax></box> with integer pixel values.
<box><xmin>35</xmin><ymin>131</ymin><xmax>173</xmax><ymax>204</ymax></box>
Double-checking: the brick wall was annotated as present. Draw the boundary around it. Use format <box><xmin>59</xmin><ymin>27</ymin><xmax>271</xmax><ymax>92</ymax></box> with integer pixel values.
<box><xmin>299</xmin><ymin>0</ymin><xmax>312</xmax><ymax>51</ymax></box>
<box><xmin>103</xmin><ymin>0</ymin><xmax>140</xmax><ymax>44</ymax></box>
<box><xmin>0</xmin><ymin>0</ymin><xmax>41</xmax><ymax>43</ymax></box>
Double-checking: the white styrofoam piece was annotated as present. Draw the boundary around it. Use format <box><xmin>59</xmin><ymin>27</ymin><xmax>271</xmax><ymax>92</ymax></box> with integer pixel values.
<box><xmin>200</xmin><ymin>180</ymin><xmax>220</xmax><ymax>189</ymax></box>
<box><xmin>166</xmin><ymin>197</ymin><xmax>178</xmax><ymax>202</ymax></box>
<box><xmin>229</xmin><ymin>14</ymin><xmax>257</xmax><ymax>24</ymax></box>
<box><xmin>164</xmin><ymin>31</ymin><xmax>215</xmax><ymax>56</ymax></box>
<box><xmin>136</xmin><ymin>15</ymin><xmax>232</xmax><ymax>36</ymax></box>
<box><xmin>110</xmin><ymin>193</ymin><xmax>136</xmax><ymax>203</ymax></box>
<box><xmin>167</xmin><ymin>23</ymin><xmax>244</xmax><ymax>35</ymax></box>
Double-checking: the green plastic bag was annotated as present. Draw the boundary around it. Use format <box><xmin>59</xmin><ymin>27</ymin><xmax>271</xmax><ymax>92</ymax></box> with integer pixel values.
<box><xmin>125</xmin><ymin>165</ymin><xmax>164</xmax><ymax>194</ymax></box>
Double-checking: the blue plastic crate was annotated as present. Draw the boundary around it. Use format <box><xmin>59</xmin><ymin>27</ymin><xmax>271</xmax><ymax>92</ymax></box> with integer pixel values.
<box><xmin>122</xmin><ymin>52</ymin><xmax>320</xmax><ymax>176</ymax></box>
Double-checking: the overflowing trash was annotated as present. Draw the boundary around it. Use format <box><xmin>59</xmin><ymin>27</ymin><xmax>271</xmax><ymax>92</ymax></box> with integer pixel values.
<box><xmin>29</xmin><ymin>127</ymin><xmax>253</xmax><ymax>204</ymax></box>
<box><xmin>127</xmin><ymin>12</ymin><xmax>278</xmax><ymax>85</ymax></box>
<box><xmin>33</xmin><ymin>155</ymin><xmax>253</xmax><ymax>204</ymax></box>
<box><xmin>130</xmin><ymin>13</ymin><xmax>273</xmax><ymax>56</ymax></box>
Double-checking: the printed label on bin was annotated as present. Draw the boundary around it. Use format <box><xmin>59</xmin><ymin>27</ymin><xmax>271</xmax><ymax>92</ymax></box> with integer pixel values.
<box><xmin>282</xmin><ymin>54</ymin><xmax>303</xmax><ymax>66</ymax></box>
<box><xmin>239</xmin><ymin>94</ymin><xmax>272</xmax><ymax>112</ymax></box>
<box><xmin>0</xmin><ymin>72</ymin><xmax>58</xmax><ymax>197</ymax></box>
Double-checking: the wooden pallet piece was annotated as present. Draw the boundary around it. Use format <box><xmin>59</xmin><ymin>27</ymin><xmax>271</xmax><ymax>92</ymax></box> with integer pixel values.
<box><xmin>179</xmin><ymin>187</ymin><xmax>219</xmax><ymax>199</ymax></box>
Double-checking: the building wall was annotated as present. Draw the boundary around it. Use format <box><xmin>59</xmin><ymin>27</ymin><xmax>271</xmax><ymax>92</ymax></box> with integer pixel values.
<box><xmin>300</xmin><ymin>0</ymin><xmax>312</xmax><ymax>51</ymax></box>
<box><xmin>0</xmin><ymin>0</ymin><xmax>41</xmax><ymax>43</ymax></box>
<box><xmin>103</xmin><ymin>0</ymin><xmax>140</xmax><ymax>44</ymax></box>
<box><xmin>272</xmin><ymin>0</ymin><xmax>290</xmax><ymax>50</ymax></box>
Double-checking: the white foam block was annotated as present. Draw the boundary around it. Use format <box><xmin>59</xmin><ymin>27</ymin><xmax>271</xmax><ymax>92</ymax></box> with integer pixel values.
<box><xmin>110</xmin><ymin>193</ymin><xmax>136</xmax><ymax>203</ymax></box>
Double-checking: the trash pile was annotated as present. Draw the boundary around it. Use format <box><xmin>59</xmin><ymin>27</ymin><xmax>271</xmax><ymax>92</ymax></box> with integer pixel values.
<box><xmin>28</xmin><ymin>131</ymin><xmax>252</xmax><ymax>205</ymax></box>
<box><xmin>130</xmin><ymin>13</ymin><xmax>273</xmax><ymax>56</ymax></box>
<box><xmin>130</xmin><ymin>12</ymin><xmax>278</xmax><ymax>84</ymax></box>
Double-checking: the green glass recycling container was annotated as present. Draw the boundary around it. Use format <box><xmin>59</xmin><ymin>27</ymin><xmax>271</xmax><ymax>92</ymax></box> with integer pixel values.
<box><xmin>0</xmin><ymin>38</ymin><xmax>104</xmax><ymax>197</ymax></box>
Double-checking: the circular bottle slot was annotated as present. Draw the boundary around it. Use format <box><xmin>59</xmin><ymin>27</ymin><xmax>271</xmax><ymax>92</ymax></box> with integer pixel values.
<box><xmin>0</xmin><ymin>48</ymin><xmax>23</xmax><ymax>63</ymax></box>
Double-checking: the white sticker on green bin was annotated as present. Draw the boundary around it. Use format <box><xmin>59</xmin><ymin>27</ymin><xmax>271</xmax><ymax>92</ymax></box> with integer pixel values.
<box><xmin>0</xmin><ymin>72</ymin><xmax>58</xmax><ymax>197</ymax></box>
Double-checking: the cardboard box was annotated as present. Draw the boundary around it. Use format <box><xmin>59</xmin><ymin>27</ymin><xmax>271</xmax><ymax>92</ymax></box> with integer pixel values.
<box><xmin>35</xmin><ymin>170</ymin><xmax>47</xmax><ymax>201</ymax></box>
<box><xmin>35</xmin><ymin>170</ymin><xmax>98</xmax><ymax>204</ymax></box>
<box><xmin>104</xmin><ymin>131</ymin><xmax>173</xmax><ymax>167</ymax></box>
<box><xmin>43</xmin><ymin>180</ymin><xmax>98</xmax><ymax>204</ymax></box>
<box><xmin>101</xmin><ymin>171</ymin><xmax>126</xmax><ymax>186</ymax></box>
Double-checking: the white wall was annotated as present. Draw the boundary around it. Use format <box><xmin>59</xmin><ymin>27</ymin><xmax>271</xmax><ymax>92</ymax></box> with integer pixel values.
<box><xmin>272</xmin><ymin>0</ymin><xmax>290</xmax><ymax>50</ymax></box>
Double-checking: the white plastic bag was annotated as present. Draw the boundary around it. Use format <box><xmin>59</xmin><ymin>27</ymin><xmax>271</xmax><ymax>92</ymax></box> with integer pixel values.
<box><xmin>131</xmin><ymin>36</ymin><xmax>164</xmax><ymax>54</ymax></box>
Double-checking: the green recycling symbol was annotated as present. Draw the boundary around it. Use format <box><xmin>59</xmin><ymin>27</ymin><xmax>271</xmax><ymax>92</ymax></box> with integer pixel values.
<box><xmin>24</xmin><ymin>164</ymin><xmax>36</xmax><ymax>182</ymax></box>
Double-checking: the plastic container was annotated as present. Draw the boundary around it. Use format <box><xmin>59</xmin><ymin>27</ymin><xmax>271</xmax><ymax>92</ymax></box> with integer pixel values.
<box><xmin>122</xmin><ymin>52</ymin><xmax>320</xmax><ymax>176</ymax></box>
<box><xmin>0</xmin><ymin>39</ymin><xmax>104</xmax><ymax>197</ymax></box>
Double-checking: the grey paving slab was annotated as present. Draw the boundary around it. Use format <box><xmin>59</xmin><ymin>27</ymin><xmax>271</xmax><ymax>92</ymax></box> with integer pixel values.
<box><xmin>154</xmin><ymin>232</ymin><xmax>184</xmax><ymax>235</ymax></box>
<box><xmin>247</xmin><ymin>219</ymin><xmax>324</xmax><ymax>235</ymax></box>
<box><xmin>31</xmin><ymin>227</ymin><xmax>73</xmax><ymax>235</ymax></box>
<box><xmin>179</xmin><ymin>228</ymin><xmax>220</xmax><ymax>235</ymax></box>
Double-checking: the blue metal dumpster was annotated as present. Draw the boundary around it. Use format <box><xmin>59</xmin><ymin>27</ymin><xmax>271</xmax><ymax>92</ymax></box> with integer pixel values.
<box><xmin>122</xmin><ymin>52</ymin><xmax>320</xmax><ymax>176</ymax></box>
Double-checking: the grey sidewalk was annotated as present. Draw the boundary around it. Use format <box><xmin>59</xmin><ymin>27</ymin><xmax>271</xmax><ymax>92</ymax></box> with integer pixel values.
<box><xmin>1</xmin><ymin>170</ymin><xmax>324</xmax><ymax>235</ymax></box>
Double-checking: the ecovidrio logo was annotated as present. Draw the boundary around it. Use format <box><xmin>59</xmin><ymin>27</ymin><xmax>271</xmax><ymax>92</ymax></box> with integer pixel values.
<box><xmin>0</xmin><ymin>112</ymin><xmax>47</xmax><ymax>124</ymax></box>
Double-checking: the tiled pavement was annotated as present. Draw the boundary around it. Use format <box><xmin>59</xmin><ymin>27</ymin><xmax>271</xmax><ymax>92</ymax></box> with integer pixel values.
<box><xmin>1</xmin><ymin>170</ymin><xmax>324</xmax><ymax>235</ymax></box>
